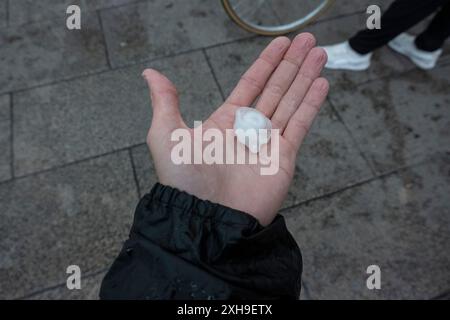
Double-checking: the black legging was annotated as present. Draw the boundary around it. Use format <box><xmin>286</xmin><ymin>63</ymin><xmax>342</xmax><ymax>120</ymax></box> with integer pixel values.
<box><xmin>349</xmin><ymin>0</ymin><xmax>450</xmax><ymax>54</ymax></box>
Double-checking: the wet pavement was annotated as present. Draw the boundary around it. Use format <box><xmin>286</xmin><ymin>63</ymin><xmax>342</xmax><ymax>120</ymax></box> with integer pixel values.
<box><xmin>0</xmin><ymin>0</ymin><xmax>449</xmax><ymax>299</ymax></box>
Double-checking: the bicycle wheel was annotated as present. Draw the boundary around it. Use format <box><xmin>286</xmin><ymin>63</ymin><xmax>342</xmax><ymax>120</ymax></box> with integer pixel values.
<box><xmin>222</xmin><ymin>0</ymin><xmax>334</xmax><ymax>36</ymax></box>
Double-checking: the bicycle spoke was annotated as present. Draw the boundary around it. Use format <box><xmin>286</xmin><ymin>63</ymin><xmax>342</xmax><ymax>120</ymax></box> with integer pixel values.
<box><xmin>236</xmin><ymin>0</ymin><xmax>267</xmax><ymax>21</ymax></box>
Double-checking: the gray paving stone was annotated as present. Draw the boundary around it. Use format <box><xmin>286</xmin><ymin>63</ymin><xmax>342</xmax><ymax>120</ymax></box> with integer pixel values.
<box><xmin>130</xmin><ymin>144</ymin><xmax>158</xmax><ymax>197</ymax></box>
<box><xmin>329</xmin><ymin>65</ymin><xmax>450</xmax><ymax>174</ymax></box>
<box><xmin>83</xmin><ymin>0</ymin><xmax>140</xmax><ymax>11</ymax></box>
<box><xmin>8</xmin><ymin>0</ymin><xmax>82</xmax><ymax>26</ymax></box>
<box><xmin>0</xmin><ymin>151</ymin><xmax>137</xmax><ymax>299</ymax></box>
<box><xmin>328</xmin><ymin>0</ymin><xmax>392</xmax><ymax>18</ymax></box>
<box><xmin>24</xmin><ymin>271</ymin><xmax>105</xmax><ymax>300</ymax></box>
<box><xmin>0</xmin><ymin>12</ymin><xmax>108</xmax><ymax>94</ymax></box>
<box><xmin>0</xmin><ymin>95</ymin><xmax>11</xmax><ymax>182</ymax></box>
<box><xmin>0</xmin><ymin>0</ymin><xmax>6</xmax><ymax>27</ymax></box>
<box><xmin>205</xmin><ymin>38</ymin><xmax>373</xmax><ymax>206</ymax></box>
<box><xmin>205</xmin><ymin>37</ymin><xmax>270</xmax><ymax>99</ymax></box>
<box><xmin>100</xmin><ymin>0</ymin><xmax>254</xmax><ymax>67</ymax></box>
<box><xmin>285</xmin><ymin>155</ymin><xmax>450</xmax><ymax>299</ymax></box>
<box><xmin>285</xmin><ymin>104</ymin><xmax>373</xmax><ymax>206</ymax></box>
<box><xmin>408</xmin><ymin>16</ymin><xmax>434</xmax><ymax>37</ymax></box>
<box><xmin>13</xmin><ymin>51</ymin><xmax>222</xmax><ymax>176</ymax></box>
<box><xmin>433</xmin><ymin>290</ymin><xmax>450</xmax><ymax>300</ymax></box>
<box><xmin>0</xmin><ymin>94</ymin><xmax>9</xmax><ymax>121</ymax></box>
<box><xmin>8</xmin><ymin>0</ymin><xmax>139</xmax><ymax>26</ymax></box>
<box><xmin>439</xmin><ymin>54</ymin><xmax>450</xmax><ymax>67</ymax></box>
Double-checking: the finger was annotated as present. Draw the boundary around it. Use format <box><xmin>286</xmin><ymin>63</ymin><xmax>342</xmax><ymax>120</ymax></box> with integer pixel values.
<box><xmin>225</xmin><ymin>37</ymin><xmax>291</xmax><ymax>107</ymax></box>
<box><xmin>255</xmin><ymin>33</ymin><xmax>316</xmax><ymax>118</ymax></box>
<box><xmin>142</xmin><ymin>68</ymin><xmax>186</xmax><ymax>132</ymax></box>
<box><xmin>283</xmin><ymin>77</ymin><xmax>329</xmax><ymax>152</ymax></box>
<box><xmin>271</xmin><ymin>47</ymin><xmax>327</xmax><ymax>132</ymax></box>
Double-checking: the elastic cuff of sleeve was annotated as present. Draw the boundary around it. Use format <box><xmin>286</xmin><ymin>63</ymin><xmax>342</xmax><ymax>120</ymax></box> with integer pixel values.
<box><xmin>146</xmin><ymin>182</ymin><xmax>263</xmax><ymax>230</ymax></box>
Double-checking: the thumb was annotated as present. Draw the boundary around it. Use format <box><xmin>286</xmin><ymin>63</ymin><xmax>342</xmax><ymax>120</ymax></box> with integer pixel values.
<box><xmin>142</xmin><ymin>68</ymin><xmax>185</xmax><ymax>132</ymax></box>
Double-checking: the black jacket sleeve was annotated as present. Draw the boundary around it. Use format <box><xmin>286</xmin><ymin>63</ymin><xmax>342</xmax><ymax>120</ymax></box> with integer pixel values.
<box><xmin>99</xmin><ymin>183</ymin><xmax>302</xmax><ymax>299</ymax></box>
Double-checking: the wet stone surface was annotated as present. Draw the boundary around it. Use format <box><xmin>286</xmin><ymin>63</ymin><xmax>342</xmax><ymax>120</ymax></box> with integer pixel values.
<box><xmin>285</xmin><ymin>155</ymin><xmax>450</xmax><ymax>299</ymax></box>
<box><xmin>12</xmin><ymin>51</ymin><xmax>222</xmax><ymax>176</ymax></box>
<box><xmin>0</xmin><ymin>94</ymin><xmax>11</xmax><ymax>182</ymax></box>
<box><xmin>329</xmin><ymin>66</ymin><xmax>450</xmax><ymax>174</ymax></box>
<box><xmin>2</xmin><ymin>0</ymin><xmax>449</xmax><ymax>299</ymax></box>
<box><xmin>0</xmin><ymin>12</ymin><xmax>109</xmax><ymax>94</ymax></box>
<box><xmin>0</xmin><ymin>152</ymin><xmax>137</xmax><ymax>299</ymax></box>
<box><xmin>100</xmin><ymin>0</ymin><xmax>254</xmax><ymax>67</ymax></box>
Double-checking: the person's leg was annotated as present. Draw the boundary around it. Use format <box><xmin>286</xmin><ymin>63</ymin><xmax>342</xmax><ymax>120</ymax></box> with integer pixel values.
<box><xmin>349</xmin><ymin>0</ymin><xmax>447</xmax><ymax>54</ymax></box>
<box><xmin>415</xmin><ymin>1</ymin><xmax>450</xmax><ymax>52</ymax></box>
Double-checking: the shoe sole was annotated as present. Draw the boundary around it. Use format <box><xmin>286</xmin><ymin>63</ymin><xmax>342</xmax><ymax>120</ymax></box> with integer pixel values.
<box><xmin>325</xmin><ymin>62</ymin><xmax>370</xmax><ymax>71</ymax></box>
<box><xmin>388</xmin><ymin>42</ymin><xmax>435</xmax><ymax>70</ymax></box>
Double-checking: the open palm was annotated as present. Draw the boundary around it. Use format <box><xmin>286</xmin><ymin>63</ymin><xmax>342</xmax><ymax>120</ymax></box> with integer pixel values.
<box><xmin>143</xmin><ymin>34</ymin><xmax>329</xmax><ymax>226</ymax></box>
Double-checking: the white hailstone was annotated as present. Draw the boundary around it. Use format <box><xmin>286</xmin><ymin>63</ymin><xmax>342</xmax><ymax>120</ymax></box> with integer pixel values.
<box><xmin>233</xmin><ymin>107</ymin><xmax>272</xmax><ymax>153</ymax></box>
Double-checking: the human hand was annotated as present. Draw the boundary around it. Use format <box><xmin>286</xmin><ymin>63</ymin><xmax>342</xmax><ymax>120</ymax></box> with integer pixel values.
<box><xmin>143</xmin><ymin>33</ymin><xmax>328</xmax><ymax>226</ymax></box>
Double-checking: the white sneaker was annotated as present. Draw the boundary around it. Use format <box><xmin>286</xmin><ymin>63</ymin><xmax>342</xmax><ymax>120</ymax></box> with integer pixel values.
<box><xmin>321</xmin><ymin>41</ymin><xmax>372</xmax><ymax>71</ymax></box>
<box><xmin>388</xmin><ymin>33</ymin><xmax>442</xmax><ymax>70</ymax></box>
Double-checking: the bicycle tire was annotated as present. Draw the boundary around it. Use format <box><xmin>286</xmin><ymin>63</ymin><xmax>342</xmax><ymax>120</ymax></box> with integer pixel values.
<box><xmin>222</xmin><ymin>0</ymin><xmax>335</xmax><ymax>36</ymax></box>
